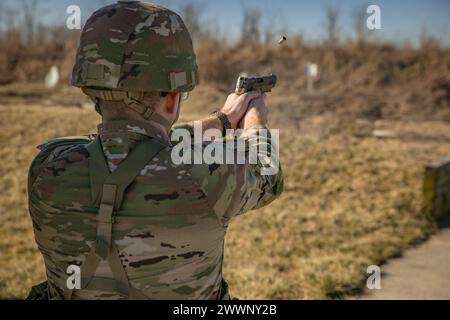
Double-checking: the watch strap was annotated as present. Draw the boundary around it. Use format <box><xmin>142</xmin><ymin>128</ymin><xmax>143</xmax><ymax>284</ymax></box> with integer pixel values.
<box><xmin>211</xmin><ymin>111</ymin><xmax>231</xmax><ymax>135</ymax></box>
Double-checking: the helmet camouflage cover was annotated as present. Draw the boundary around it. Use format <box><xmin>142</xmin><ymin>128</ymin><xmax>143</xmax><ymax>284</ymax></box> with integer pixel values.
<box><xmin>72</xmin><ymin>1</ymin><xmax>198</xmax><ymax>93</ymax></box>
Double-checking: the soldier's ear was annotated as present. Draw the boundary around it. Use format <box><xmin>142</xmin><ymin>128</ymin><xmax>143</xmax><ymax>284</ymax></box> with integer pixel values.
<box><xmin>164</xmin><ymin>93</ymin><xmax>180</xmax><ymax>114</ymax></box>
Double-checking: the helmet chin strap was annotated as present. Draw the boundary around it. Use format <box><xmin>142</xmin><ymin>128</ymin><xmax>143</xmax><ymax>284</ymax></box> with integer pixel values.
<box><xmin>172</xmin><ymin>95</ymin><xmax>182</xmax><ymax>125</ymax></box>
<box><xmin>82</xmin><ymin>88</ymin><xmax>173</xmax><ymax>133</ymax></box>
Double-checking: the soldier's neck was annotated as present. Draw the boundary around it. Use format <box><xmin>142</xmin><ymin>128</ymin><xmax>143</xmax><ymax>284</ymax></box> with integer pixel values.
<box><xmin>102</xmin><ymin>117</ymin><xmax>170</xmax><ymax>140</ymax></box>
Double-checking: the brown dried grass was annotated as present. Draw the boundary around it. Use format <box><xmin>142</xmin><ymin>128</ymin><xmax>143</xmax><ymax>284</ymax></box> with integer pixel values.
<box><xmin>0</xmin><ymin>35</ymin><xmax>449</xmax><ymax>300</ymax></box>
<box><xmin>0</xmin><ymin>85</ymin><xmax>449</xmax><ymax>299</ymax></box>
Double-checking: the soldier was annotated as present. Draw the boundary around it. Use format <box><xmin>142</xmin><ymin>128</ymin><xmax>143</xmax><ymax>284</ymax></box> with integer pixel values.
<box><xmin>27</xmin><ymin>1</ymin><xmax>283</xmax><ymax>300</ymax></box>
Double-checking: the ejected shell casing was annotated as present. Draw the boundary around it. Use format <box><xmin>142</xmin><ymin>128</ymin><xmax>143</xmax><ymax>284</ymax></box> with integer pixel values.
<box><xmin>278</xmin><ymin>36</ymin><xmax>287</xmax><ymax>44</ymax></box>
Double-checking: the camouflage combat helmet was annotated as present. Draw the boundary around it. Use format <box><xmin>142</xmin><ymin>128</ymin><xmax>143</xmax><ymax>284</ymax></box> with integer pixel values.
<box><xmin>71</xmin><ymin>0</ymin><xmax>198</xmax><ymax>129</ymax></box>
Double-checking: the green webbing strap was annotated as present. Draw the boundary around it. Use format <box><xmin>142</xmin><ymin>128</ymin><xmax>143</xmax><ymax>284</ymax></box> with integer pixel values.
<box><xmin>88</xmin><ymin>137</ymin><xmax>166</xmax><ymax>210</ymax></box>
<box><xmin>64</xmin><ymin>243</ymin><xmax>147</xmax><ymax>300</ymax></box>
<box><xmin>95</xmin><ymin>184</ymin><xmax>117</xmax><ymax>259</ymax></box>
<box><xmin>63</xmin><ymin>136</ymin><xmax>165</xmax><ymax>300</ymax></box>
<box><xmin>63</xmin><ymin>243</ymin><xmax>101</xmax><ymax>300</ymax></box>
<box><xmin>86</xmin><ymin>137</ymin><xmax>110</xmax><ymax>208</ymax></box>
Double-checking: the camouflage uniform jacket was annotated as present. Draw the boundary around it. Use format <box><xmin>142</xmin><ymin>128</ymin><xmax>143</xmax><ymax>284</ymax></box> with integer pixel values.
<box><xmin>28</xmin><ymin>119</ymin><xmax>284</xmax><ymax>300</ymax></box>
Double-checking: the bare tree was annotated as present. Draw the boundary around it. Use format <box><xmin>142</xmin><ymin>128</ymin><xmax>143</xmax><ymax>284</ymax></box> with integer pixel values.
<box><xmin>324</xmin><ymin>6</ymin><xmax>340</xmax><ymax>45</ymax></box>
<box><xmin>0</xmin><ymin>2</ymin><xmax>4</xmax><ymax>37</ymax></box>
<box><xmin>420</xmin><ymin>26</ymin><xmax>440</xmax><ymax>49</ymax></box>
<box><xmin>21</xmin><ymin>0</ymin><xmax>39</xmax><ymax>44</ymax></box>
<box><xmin>241</xmin><ymin>9</ymin><xmax>261</xmax><ymax>43</ymax></box>
<box><xmin>261</xmin><ymin>7</ymin><xmax>286</xmax><ymax>45</ymax></box>
<box><xmin>179</xmin><ymin>2</ymin><xmax>204</xmax><ymax>40</ymax></box>
<box><xmin>3</xmin><ymin>7</ymin><xmax>20</xmax><ymax>41</ymax></box>
<box><xmin>352</xmin><ymin>4</ymin><xmax>369</xmax><ymax>43</ymax></box>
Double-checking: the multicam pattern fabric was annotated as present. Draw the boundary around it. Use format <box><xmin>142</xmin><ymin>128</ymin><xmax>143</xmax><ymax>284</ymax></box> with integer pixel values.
<box><xmin>28</xmin><ymin>120</ymin><xmax>284</xmax><ymax>300</ymax></box>
<box><xmin>71</xmin><ymin>1</ymin><xmax>198</xmax><ymax>93</ymax></box>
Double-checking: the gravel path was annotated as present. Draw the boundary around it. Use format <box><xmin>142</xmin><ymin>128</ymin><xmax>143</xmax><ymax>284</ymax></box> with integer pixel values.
<box><xmin>356</xmin><ymin>216</ymin><xmax>450</xmax><ymax>300</ymax></box>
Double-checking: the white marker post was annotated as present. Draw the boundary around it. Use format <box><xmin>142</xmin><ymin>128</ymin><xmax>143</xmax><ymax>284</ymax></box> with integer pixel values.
<box><xmin>304</xmin><ymin>63</ymin><xmax>318</xmax><ymax>93</ymax></box>
<box><xmin>45</xmin><ymin>65</ymin><xmax>59</xmax><ymax>89</ymax></box>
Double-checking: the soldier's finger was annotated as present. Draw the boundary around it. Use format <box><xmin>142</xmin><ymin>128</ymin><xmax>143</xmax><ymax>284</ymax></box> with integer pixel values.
<box><xmin>252</xmin><ymin>94</ymin><xmax>266</xmax><ymax>104</ymax></box>
<box><xmin>248</xmin><ymin>97</ymin><xmax>266</xmax><ymax>112</ymax></box>
<box><xmin>240</xmin><ymin>90</ymin><xmax>262</xmax><ymax>103</ymax></box>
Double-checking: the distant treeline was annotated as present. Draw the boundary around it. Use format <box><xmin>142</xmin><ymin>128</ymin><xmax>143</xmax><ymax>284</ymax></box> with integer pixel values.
<box><xmin>0</xmin><ymin>1</ymin><xmax>449</xmax><ymax>121</ymax></box>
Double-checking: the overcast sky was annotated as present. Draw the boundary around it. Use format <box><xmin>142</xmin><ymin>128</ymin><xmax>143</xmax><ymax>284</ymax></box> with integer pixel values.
<box><xmin>2</xmin><ymin>0</ymin><xmax>449</xmax><ymax>45</ymax></box>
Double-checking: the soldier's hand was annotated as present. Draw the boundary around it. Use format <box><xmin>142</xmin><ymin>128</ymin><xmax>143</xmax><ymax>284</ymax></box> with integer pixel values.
<box><xmin>221</xmin><ymin>90</ymin><xmax>262</xmax><ymax>129</ymax></box>
<box><xmin>240</xmin><ymin>94</ymin><xmax>268</xmax><ymax>129</ymax></box>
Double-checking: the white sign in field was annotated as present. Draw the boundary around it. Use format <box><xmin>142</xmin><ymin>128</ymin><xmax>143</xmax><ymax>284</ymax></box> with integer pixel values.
<box><xmin>304</xmin><ymin>63</ymin><xmax>319</xmax><ymax>92</ymax></box>
<box><xmin>304</xmin><ymin>63</ymin><xmax>318</xmax><ymax>78</ymax></box>
<box><xmin>45</xmin><ymin>66</ymin><xmax>60</xmax><ymax>89</ymax></box>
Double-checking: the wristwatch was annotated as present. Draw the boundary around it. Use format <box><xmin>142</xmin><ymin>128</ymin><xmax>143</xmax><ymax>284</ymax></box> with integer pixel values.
<box><xmin>211</xmin><ymin>111</ymin><xmax>232</xmax><ymax>135</ymax></box>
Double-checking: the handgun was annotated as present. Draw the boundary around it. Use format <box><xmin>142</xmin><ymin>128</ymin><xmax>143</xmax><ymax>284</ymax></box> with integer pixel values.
<box><xmin>235</xmin><ymin>74</ymin><xmax>277</xmax><ymax>95</ymax></box>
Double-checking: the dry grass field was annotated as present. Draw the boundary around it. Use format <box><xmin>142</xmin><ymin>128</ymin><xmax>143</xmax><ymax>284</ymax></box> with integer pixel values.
<box><xmin>1</xmin><ymin>26</ymin><xmax>449</xmax><ymax>298</ymax></box>
<box><xmin>0</xmin><ymin>82</ymin><xmax>449</xmax><ymax>299</ymax></box>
